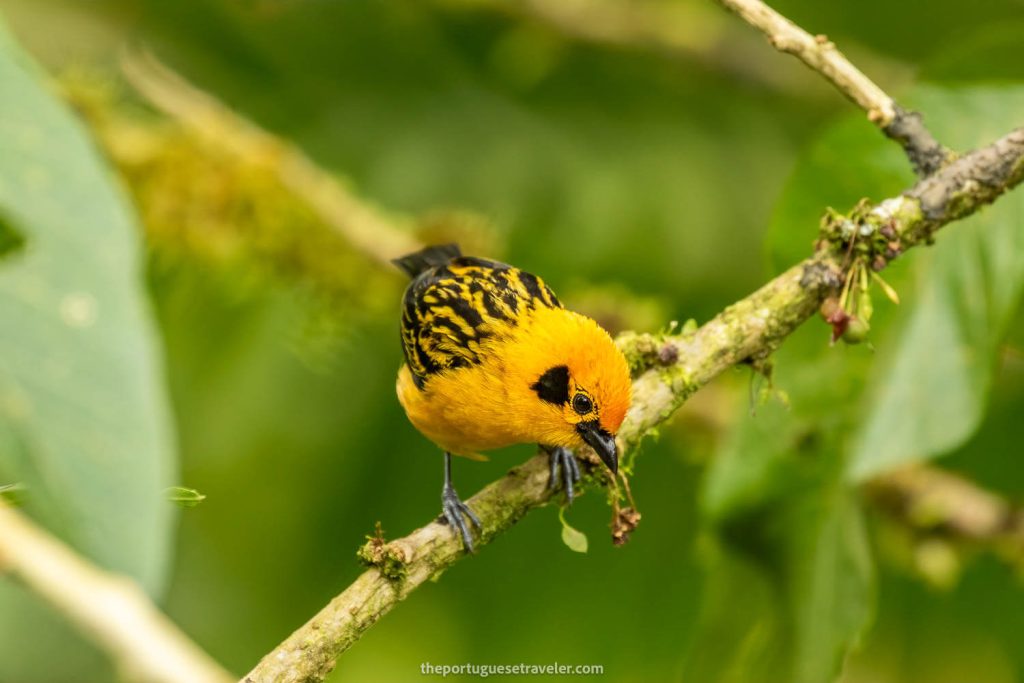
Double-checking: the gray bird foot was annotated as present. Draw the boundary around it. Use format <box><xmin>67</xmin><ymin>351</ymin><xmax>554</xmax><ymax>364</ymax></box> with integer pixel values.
<box><xmin>441</xmin><ymin>483</ymin><xmax>481</xmax><ymax>553</ymax></box>
<box><xmin>545</xmin><ymin>446</ymin><xmax>581</xmax><ymax>504</ymax></box>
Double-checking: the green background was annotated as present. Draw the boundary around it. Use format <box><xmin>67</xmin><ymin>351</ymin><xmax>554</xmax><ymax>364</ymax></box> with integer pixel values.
<box><xmin>1</xmin><ymin>1</ymin><xmax>1023</xmax><ymax>681</ymax></box>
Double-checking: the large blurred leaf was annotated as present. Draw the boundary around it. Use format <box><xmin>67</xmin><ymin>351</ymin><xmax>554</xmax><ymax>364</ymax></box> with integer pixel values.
<box><xmin>921</xmin><ymin>20</ymin><xmax>1024</xmax><ymax>83</ymax></box>
<box><xmin>849</xmin><ymin>86</ymin><xmax>1024</xmax><ymax>478</ymax></box>
<box><xmin>770</xmin><ymin>85</ymin><xmax>1024</xmax><ymax>479</ymax></box>
<box><xmin>0</xmin><ymin>18</ymin><xmax>175</xmax><ymax>589</ymax></box>
<box><xmin>0</xmin><ymin>21</ymin><xmax>177</xmax><ymax>676</ymax></box>
<box><xmin>688</xmin><ymin>84</ymin><xmax>1024</xmax><ymax>683</ymax></box>
<box><xmin>686</xmin><ymin>492</ymin><xmax>872</xmax><ymax>683</ymax></box>
<box><xmin>687</xmin><ymin>326</ymin><xmax>876</xmax><ymax>683</ymax></box>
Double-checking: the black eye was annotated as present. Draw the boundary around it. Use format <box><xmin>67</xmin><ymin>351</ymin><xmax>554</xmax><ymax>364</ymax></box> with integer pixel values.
<box><xmin>572</xmin><ymin>394</ymin><xmax>593</xmax><ymax>415</ymax></box>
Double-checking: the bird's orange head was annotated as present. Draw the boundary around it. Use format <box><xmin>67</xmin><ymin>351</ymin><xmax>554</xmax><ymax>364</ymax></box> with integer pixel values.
<box><xmin>516</xmin><ymin>308</ymin><xmax>632</xmax><ymax>473</ymax></box>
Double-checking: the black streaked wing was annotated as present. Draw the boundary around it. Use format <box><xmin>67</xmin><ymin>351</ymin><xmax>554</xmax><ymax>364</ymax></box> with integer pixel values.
<box><xmin>400</xmin><ymin>256</ymin><xmax>561</xmax><ymax>389</ymax></box>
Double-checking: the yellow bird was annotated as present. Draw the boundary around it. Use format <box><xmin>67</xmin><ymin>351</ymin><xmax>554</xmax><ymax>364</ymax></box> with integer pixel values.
<box><xmin>393</xmin><ymin>244</ymin><xmax>632</xmax><ymax>551</ymax></box>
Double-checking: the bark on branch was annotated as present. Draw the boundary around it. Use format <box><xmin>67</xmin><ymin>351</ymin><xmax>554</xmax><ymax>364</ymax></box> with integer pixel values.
<box><xmin>243</xmin><ymin>127</ymin><xmax>1024</xmax><ymax>683</ymax></box>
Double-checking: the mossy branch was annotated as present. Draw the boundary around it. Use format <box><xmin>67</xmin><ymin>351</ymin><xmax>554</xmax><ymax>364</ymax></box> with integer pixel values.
<box><xmin>120</xmin><ymin>50</ymin><xmax>422</xmax><ymax>266</ymax></box>
<box><xmin>242</xmin><ymin>126</ymin><xmax>1024</xmax><ymax>683</ymax></box>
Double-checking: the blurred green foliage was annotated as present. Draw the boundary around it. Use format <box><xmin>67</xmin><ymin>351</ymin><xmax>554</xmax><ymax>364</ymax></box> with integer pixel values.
<box><xmin>0</xmin><ymin>18</ymin><xmax>174</xmax><ymax>681</ymax></box>
<box><xmin>1</xmin><ymin>1</ymin><xmax>1023</xmax><ymax>682</ymax></box>
<box><xmin>693</xmin><ymin>84</ymin><xmax>1024</xmax><ymax>681</ymax></box>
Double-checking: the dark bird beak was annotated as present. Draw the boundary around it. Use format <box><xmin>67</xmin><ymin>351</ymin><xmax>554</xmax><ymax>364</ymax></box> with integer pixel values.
<box><xmin>577</xmin><ymin>421</ymin><xmax>618</xmax><ymax>474</ymax></box>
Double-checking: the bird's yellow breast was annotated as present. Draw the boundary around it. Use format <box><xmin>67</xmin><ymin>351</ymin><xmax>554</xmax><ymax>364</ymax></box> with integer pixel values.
<box><xmin>396</xmin><ymin>306</ymin><xmax>597</xmax><ymax>457</ymax></box>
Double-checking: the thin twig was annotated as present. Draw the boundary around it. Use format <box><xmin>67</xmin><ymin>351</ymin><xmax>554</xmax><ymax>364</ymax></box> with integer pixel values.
<box><xmin>243</xmin><ymin>126</ymin><xmax>1024</xmax><ymax>683</ymax></box>
<box><xmin>714</xmin><ymin>0</ymin><xmax>951</xmax><ymax>175</ymax></box>
<box><xmin>0</xmin><ymin>503</ymin><xmax>234</xmax><ymax>683</ymax></box>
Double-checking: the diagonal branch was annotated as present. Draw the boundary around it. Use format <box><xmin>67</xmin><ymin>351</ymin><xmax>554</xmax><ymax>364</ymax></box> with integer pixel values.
<box><xmin>714</xmin><ymin>0</ymin><xmax>951</xmax><ymax>176</ymax></box>
<box><xmin>242</xmin><ymin>127</ymin><xmax>1024</xmax><ymax>683</ymax></box>
<box><xmin>0</xmin><ymin>502</ymin><xmax>234</xmax><ymax>683</ymax></box>
<box><xmin>120</xmin><ymin>50</ymin><xmax>422</xmax><ymax>267</ymax></box>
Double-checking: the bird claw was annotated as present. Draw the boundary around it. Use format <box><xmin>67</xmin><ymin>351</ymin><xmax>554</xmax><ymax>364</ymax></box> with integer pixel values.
<box><xmin>441</xmin><ymin>483</ymin><xmax>481</xmax><ymax>553</ymax></box>
<box><xmin>546</xmin><ymin>446</ymin><xmax>581</xmax><ymax>504</ymax></box>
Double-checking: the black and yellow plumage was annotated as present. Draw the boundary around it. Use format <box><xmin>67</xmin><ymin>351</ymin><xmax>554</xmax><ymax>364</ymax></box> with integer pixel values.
<box><xmin>395</xmin><ymin>245</ymin><xmax>562</xmax><ymax>389</ymax></box>
<box><xmin>392</xmin><ymin>244</ymin><xmax>632</xmax><ymax>551</ymax></box>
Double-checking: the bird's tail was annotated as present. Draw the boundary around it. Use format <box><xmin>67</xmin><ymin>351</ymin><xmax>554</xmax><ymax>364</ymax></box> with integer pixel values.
<box><xmin>391</xmin><ymin>243</ymin><xmax>461</xmax><ymax>278</ymax></box>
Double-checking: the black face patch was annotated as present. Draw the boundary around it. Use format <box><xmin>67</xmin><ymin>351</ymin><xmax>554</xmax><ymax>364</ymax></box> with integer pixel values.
<box><xmin>531</xmin><ymin>365</ymin><xmax>570</xmax><ymax>405</ymax></box>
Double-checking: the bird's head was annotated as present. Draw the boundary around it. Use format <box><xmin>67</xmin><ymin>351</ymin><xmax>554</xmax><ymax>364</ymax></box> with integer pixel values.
<box><xmin>521</xmin><ymin>309</ymin><xmax>632</xmax><ymax>473</ymax></box>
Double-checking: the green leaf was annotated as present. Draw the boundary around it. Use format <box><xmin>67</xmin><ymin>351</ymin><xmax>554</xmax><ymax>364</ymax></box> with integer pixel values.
<box><xmin>686</xmin><ymin>492</ymin><xmax>872</xmax><ymax>683</ymax></box>
<box><xmin>0</xmin><ymin>21</ymin><xmax>177</xmax><ymax>678</ymax></box>
<box><xmin>849</xmin><ymin>85</ymin><xmax>1024</xmax><ymax>479</ymax></box>
<box><xmin>691</xmin><ymin>328</ymin><xmax>876</xmax><ymax>683</ymax></box>
<box><xmin>164</xmin><ymin>486</ymin><xmax>206</xmax><ymax>508</ymax></box>
<box><xmin>0</xmin><ymin>19</ymin><xmax>176</xmax><ymax>587</ymax></box>
<box><xmin>690</xmin><ymin>83</ymin><xmax>1024</xmax><ymax>683</ymax></box>
<box><xmin>769</xmin><ymin>84</ymin><xmax>1024</xmax><ymax>480</ymax></box>
<box><xmin>559</xmin><ymin>508</ymin><xmax>589</xmax><ymax>553</ymax></box>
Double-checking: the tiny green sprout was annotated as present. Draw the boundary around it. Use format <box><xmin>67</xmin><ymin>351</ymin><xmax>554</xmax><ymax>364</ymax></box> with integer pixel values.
<box><xmin>164</xmin><ymin>486</ymin><xmax>206</xmax><ymax>508</ymax></box>
<box><xmin>558</xmin><ymin>508</ymin><xmax>588</xmax><ymax>554</ymax></box>
<box><xmin>751</xmin><ymin>376</ymin><xmax>790</xmax><ymax>414</ymax></box>
<box><xmin>858</xmin><ymin>285</ymin><xmax>873</xmax><ymax>324</ymax></box>
<box><xmin>680</xmin><ymin>318</ymin><xmax>698</xmax><ymax>335</ymax></box>
<box><xmin>829</xmin><ymin>259</ymin><xmax>881</xmax><ymax>345</ymax></box>
<box><xmin>871</xmin><ymin>271</ymin><xmax>901</xmax><ymax>305</ymax></box>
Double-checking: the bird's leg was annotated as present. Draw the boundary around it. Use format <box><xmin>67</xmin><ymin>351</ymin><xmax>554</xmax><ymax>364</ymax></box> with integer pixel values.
<box><xmin>440</xmin><ymin>452</ymin><xmax>482</xmax><ymax>552</ymax></box>
<box><xmin>543</xmin><ymin>445</ymin><xmax>581</xmax><ymax>504</ymax></box>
